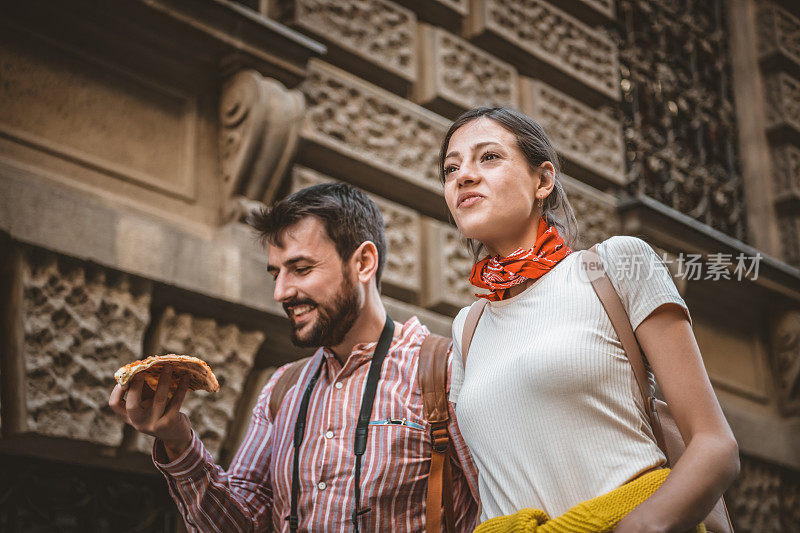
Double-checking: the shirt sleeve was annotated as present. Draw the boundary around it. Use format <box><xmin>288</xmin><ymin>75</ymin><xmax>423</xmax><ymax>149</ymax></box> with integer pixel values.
<box><xmin>448</xmin><ymin>306</ymin><xmax>471</xmax><ymax>405</ymax></box>
<box><xmin>595</xmin><ymin>236</ymin><xmax>692</xmax><ymax>330</ymax></box>
<box><xmin>152</xmin><ymin>364</ymin><xmax>291</xmax><ymax>533</ymax></box>
<box><xmin>445</xmin><ymin>348</ymin><xmax>480</xmax><ymax>532</ymax></box>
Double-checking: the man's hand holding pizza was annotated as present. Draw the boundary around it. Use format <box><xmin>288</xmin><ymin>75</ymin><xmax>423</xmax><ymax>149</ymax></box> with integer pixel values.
<box><xmin>109</xmin><ymin>355</ymin><xmax>220</xmax><ymax>461</ymax></box>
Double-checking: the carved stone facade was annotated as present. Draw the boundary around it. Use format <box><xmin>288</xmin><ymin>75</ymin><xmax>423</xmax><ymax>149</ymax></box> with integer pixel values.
<box><xmin>299</xmin><ymin>60</ymin><xmax>449</xmax><ymax>213</ymax></box>
<box><xmin>757</xmin><ymin>2</ymin><xmax>800</xmax><ymax>67</ymax></box>
<box><xmin>769</xmin><ymin>309</ymin><xmax>800</xmax><ymax>416</ymax></box>
<box><xmin>466</xmin><ymin>0</ymin><xmax>620</xmax><ymax>102</ymax></box>
<box><xmin>618</xmin><ymin>0</ymin><xmax>747</xmax><ymax>242</ymax></box>
<box><xmin>152</xmin><ymin>307</ymin><xmax>265</xmax><ymax>458</ymax></box>
<box><xmin>21</xmin><ymin>248</ymin><xmax>151</xmax><ymax>446</ymax></box>
<box><xmin>764</xmin><ymin>72</ymin><xmax>800</xmax><ymax>134</ymax></box>
<box><xmin>415</xmin><ymin>25</ymin><xmax>518</xmax><ymax>117</ymax></box>
<box><xmin>726</xmin><ymin>455</ymin><xmax>800</xmax><ymax>532</ymax></box>
<box><xmin>521</xmin><ymin>79</ymin><xmax>625</xmax><ymax>185</ymax></box>
<box><xmin>274</xmin><ymin>0</ymin><xmax>417</xmax><ymax>91</ymax></box>
<box><xmin>420</xmin><ymin>219</ymin><xmax>474</xmax><ymax>314</ymax></box>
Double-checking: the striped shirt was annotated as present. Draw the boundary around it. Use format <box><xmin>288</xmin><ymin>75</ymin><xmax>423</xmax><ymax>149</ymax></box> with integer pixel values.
<box><xmin>153</xmin><ymin>317</ymin><xmax>480</xmax><ymax>532</ymax></box>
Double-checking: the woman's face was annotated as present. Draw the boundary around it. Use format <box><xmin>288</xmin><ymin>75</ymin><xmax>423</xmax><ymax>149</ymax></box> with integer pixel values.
<box><xmin>443</xmin><ymin>117</ymin><xmax>544</xmax><ymax>254</ymax></box>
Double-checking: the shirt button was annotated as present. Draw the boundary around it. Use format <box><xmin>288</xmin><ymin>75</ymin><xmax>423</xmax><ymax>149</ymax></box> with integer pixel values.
<box><xmin>335</xmin><ymin>382</ymin><xmax>343</xmax><ymax>389</ymax></box>
<box><xmin>325</xmin><ymin>430</ymin><xmax>334</xmax><ymax>439</ymax></box>
<box><xmin>318</xmin><ymin>481</ymin><xmax>326</xmax><ymax>490</ymax></box>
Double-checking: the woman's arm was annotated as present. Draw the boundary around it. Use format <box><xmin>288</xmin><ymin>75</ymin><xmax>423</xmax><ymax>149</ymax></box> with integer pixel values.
<box><xmin>615</xmin><ymin>303</ymin><xmax>739</xmax><ymax>533</ymax></box>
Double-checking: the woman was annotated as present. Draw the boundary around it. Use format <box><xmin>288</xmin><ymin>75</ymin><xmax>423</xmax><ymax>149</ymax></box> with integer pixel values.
<box><xmin>442</xmin><ymin>107</ymin><xmax>739</xmax><ymax>532</ymax></box>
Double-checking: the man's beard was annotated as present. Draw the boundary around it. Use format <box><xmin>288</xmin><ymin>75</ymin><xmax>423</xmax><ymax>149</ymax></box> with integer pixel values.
<box><xmin>286</xmin><ymin>272</ymin><xmax>360</xmax><ymax>348</ymax></box>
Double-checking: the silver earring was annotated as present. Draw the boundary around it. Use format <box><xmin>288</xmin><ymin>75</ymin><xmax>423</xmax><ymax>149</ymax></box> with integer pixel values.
<box><xmin>537</xmin><ymin>197</ymin><xmax>543</xmax><ymax>208</ymax></box>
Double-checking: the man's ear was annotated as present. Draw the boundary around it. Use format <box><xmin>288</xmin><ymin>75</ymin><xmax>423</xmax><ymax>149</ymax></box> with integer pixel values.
<box><xmin>352</xmin><ymin>241</ymin><xmax>380</xmax><ymax>285</ymax></box>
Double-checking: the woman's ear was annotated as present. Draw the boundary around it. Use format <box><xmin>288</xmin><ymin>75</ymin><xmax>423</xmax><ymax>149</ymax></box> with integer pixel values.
<box><xmin>537</xmin><ymin>162</ymin><xmax>557</xmax><ymax>198</ymax></box>
<box><xmin>352</xmin><ymin>241</ymin><xmax>380</xmax><ymax>285</ymax></box>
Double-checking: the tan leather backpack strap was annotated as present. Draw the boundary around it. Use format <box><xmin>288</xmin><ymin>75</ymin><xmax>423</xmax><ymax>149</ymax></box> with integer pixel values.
<box><xmin>582</xmin><ymin>245</ymin><xmax>668</xmax><ymax>455</ymax></box>
<box><xmin>268</xmin><ymin>356</ymin><xmax>312</xmax><ymax>421</ymax></box>
<box><xmin>418</xmin><ymin>332</ymin><xmax>456</xmax><ymax>533</ymax></box>
<box><xmin>461</xmin><ymin>299</ymin><xmax>488</xmax><ymax>369</ymax></box>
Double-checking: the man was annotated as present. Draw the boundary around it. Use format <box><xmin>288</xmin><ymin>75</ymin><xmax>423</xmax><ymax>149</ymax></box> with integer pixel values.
<box><xmin>109</xmin><ymin>183</ymin><xmax>479</xmax><ymax>532</ymax></box>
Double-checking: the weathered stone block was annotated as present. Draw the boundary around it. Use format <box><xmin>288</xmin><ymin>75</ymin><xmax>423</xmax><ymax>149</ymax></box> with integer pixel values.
<box><xmin>299</xmin><ymin>60</ymin><xmax>450</xmax><ymax>219</ymax></box>
<box><xmin>274</xmin><ymin>0</ymin><xmax>417</xmax><ymax>93</ymax></box>
<box><xmin>521</xmin><ymin>78</ymin><xmax>625</xmax><ymax>185</ymax></box>
<box><xmin>415</xmin><ymin>24</ymin><xmax>518</xmax><ymax>117</ymax></box>
<box><xmin>764</xmin><ymin>73</ymin><xmax>800</xmax><ymax>138</ymax></box>
<box><xmin>757</xmin><ymin>2</ymin><xmax>800</xmax><ymax>69</ymax></box>
<box><xmin>465</xmin><ymin>0</ymin><xmax>619</xmax><ymax>103</ymax></box>
<box><xmin>557</xmin><ymin>0</ymin><xmax>616</xmax><ymax>24</ymax></box>
<box><xmin>290</xmin><ymin>166</ymin><xmax>422</xmax><ymax>302</ymax></box>
<box><xmin>420</xmin><ymin>219</ymin><xmax>474</xmax><ymax>314</ymax></box>
<box><xmin>153</xmin><ymin>307</ymin><xmax>266</xmax><ymax>459</ymax></box>
<box><xmin>21</xmin><ymin>249</ymin><xmax>151</xmax><ymax>446</ymax></box>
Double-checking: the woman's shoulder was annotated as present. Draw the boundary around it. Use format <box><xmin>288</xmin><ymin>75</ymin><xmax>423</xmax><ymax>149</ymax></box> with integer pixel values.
<box><xmin>594</xmin><ymin>235</ymin><xmax>654</xmax><ymax>258</ymax></box>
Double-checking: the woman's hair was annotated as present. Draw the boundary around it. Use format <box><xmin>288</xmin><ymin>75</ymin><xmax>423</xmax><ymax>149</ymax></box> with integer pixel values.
<box><xmin>438</xmin><ymin>106</ymin><xmax>579</xmax><ymax>260</ymax></box>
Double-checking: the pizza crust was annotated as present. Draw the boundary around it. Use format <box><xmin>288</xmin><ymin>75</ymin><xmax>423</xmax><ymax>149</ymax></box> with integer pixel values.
<box><xmin>114</xmin><ymin>354</ymin><xmax>220</xmax><ymax>394</ymax></box>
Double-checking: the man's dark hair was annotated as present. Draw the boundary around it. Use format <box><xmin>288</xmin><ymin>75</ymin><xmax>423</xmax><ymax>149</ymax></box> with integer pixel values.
<box><xmin>250</xmin><ymin>183</ymin><xmax>387</xmax><ymax>289</ymax></box>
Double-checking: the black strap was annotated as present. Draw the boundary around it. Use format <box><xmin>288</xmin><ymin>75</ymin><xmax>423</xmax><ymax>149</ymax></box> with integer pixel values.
<box><xmin>287</xmin><ymin>357</ymin><xmax>324</xmax><ymax>533</ymax></box>
<box><xmin>286</xmin><ymin>314</ymin><xmax>395</xmax><ymax>533</ymax></box>
<box><xmin>352</xmin><ymin>314</ymin><xmax>395</xmax><ymax>532</ymax></box>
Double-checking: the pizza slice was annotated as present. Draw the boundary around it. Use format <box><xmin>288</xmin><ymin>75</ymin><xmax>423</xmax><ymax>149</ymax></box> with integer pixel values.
<box><xmin>114</xmin><ymin>354</ymin><xmax>220</xmax><ymax>395</ymax></box>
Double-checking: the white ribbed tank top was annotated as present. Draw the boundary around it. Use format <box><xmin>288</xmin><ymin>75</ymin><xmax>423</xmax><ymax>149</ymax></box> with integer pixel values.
<box><xmin>450</xmin><ymin>236</ymin><xmax>691</xmax><ymax>521</ymax></box>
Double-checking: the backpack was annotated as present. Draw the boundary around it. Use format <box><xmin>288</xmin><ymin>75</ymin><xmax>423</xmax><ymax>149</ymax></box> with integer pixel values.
<box><xmin>268</xmin><ymin>333</ymin><xmax>456</xmax><ymax>533</ymax></box>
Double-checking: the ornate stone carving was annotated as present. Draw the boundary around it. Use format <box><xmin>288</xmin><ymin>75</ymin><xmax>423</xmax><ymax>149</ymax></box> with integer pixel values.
<box><xmin>21</xmin><ymin>249</ymin><xmax>151</xmax><ymax>446</ymax></box>
<box><xmin>561</xmin><ymin>175</ymin><xmax>620</xmax><ymax>248</ymax></box>
<box><xmin>466</xmin><ymin>0</ymin><xmax>619</xmax><ymax>101</ymax></box>
<box><xmin>152</xmin><ymin>307</ymin><xmax>265</xmax><ymax>459</ymax></box>
<box><xmin>219</xmin><ymin>70</ymin><xmax>305</xmax><ymax>222</ymax></box>
<box><xmin>618</xmin><ymin>0</ymin><xmax>747</xmax><ymax>241</ymax></box>
<box><xmin>725</xmin><ymin>456</ymin><xmax>800</xmax><ymax>532</ymax></box>
<box><xmin>274</xmin><ymin>0</ymin><xmax>416</xmax><ymax>87</ymax></box>
<box><xmin>421</xmin><ymin>219</ymin><xmax>474</xmax><ymax>314</ymax></box>
<box><xmin>415</xmin><ymin>25</ymin><xmax>518</xmax><ymax>117</ymax></box>
<box><xmin>290</xmin><ymin>166</ymin><xmax>422</xmax><ymax>300</ymax></box>
<box><xmin>757</xmin><ymin>2</ymin><xmax>800</xmax><ymax>67</ymax></box>
<box><xmin>300</xmin><ymin>61</ymin><xmax>449</xmax><ymax>195</ymax></box>
<box><xmin>772</xmin><ymin>144</ymin><xmax>800</xmax><ymax>203</ymax></box>
<box><xmin>764</xmin><ymin>72</ymin><xmax>800</xmax><ymax>134</ymax></box>
<box><xmin>769</xmin><ymin>309</ymin><xmax>800</xmax><ymax>414</ymax></box>
<box><xmin>778</xmin><ymin>214</ymin><xmax>800</xmax><ymax>268</ymax></box>
<box><xmin>521</xmin><ymin>79</ymin><xmax>625</xmax><ymax>185</ymax></box>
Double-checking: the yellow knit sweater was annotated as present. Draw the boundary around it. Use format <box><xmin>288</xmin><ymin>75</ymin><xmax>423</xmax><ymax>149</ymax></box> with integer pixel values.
<box><xmin>473</xmin><ymin>469</ymin><xmax>706</xmax><ymax>533</ymax></box>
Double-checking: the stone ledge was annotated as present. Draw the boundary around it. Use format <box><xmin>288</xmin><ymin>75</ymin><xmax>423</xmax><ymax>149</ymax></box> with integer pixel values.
<box><xmin>764</xmin><ymin>72</ymin><xmax>800</xmax><ymax>145</ymax></box>
<box><xmin>414</xmin><ymin>24</ymin><xmax>519</xmax><ymax>118</ymax></box>
<box><xmin>555</xmin><ymin>0</ymin><xmax>616</xmax><ymax>24</ymax></box>
<box><xmin>393</xmin><ymin>0</ymin><xmax>467</xmax><ymax>32</ymax></box>
<box><xmin>465</xmin><ymin>0</ymin><xmax>620</xmax><ymax>105</ymax></box>
<box><xmin>0</xmin><ymin>163</ymin><xmax>456</xmax><ymax>337</ymax></box>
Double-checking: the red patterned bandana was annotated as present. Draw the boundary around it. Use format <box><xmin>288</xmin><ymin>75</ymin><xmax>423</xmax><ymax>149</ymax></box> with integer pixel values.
<box><xmin>469</xmin><ymin>217</ymin><xmax>573</xmax><ymax>301</ymax></box>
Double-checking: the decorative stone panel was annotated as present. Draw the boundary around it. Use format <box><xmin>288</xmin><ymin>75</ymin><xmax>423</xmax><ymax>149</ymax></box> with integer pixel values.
<box><xmin>415</xmin><ymin>24</ymin><xmax>518</xmax><ymax>117</ymax></box>
<box><xmin>757</xmin><ymin>2</ymin><xmax>800</xmax><ymax>68</ymax></box>
<box><xmin>289</xmin><ymin>166</ymin><xmax>422</xmax><ymax>301</ymax></box>
<box><xmin>421</xmin><ymin>219</ymin><xmax>474</xmax><ymax>314</ymax></box>
<box><xmin>299</xmin><ymin>60</ymin><xmax>449</xmax><ymax>217</ymax></box>
<box><xmin>153</xmin><ymin>307</ymin><xmax>265</xmax><ymax>459</ymax></box>
<box><xmin>764</xmin><ymin>72</ymin><xmax>800</xmax><ymax>137</ymax></box>
<box><xmin>772</xmin><ymin>144</ymin><xmax>800</xmax><ymax>205</ymax></box>
<box><xmin>21</xmin><ymin>249</ymin><xmax>151</xmax><ymax>446</ymax></box>
<box><xmin>778</xmin><ymin>214</ymin><xmax>800</xmax><ymax>268</ymax></box>
<box><xmin>466</xmin><ymin>0</ymin><xmax>619</xmax><ymax>102</ymax></box>
<box><xmin>274</xmin><ymin>0</ymin><xmax>417</xmax><ymax>92</ymax></box>
<box><xmin>521</xmin><ymin>79</ymin><xmax>625</xmax><ymax>185</ymax></box>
